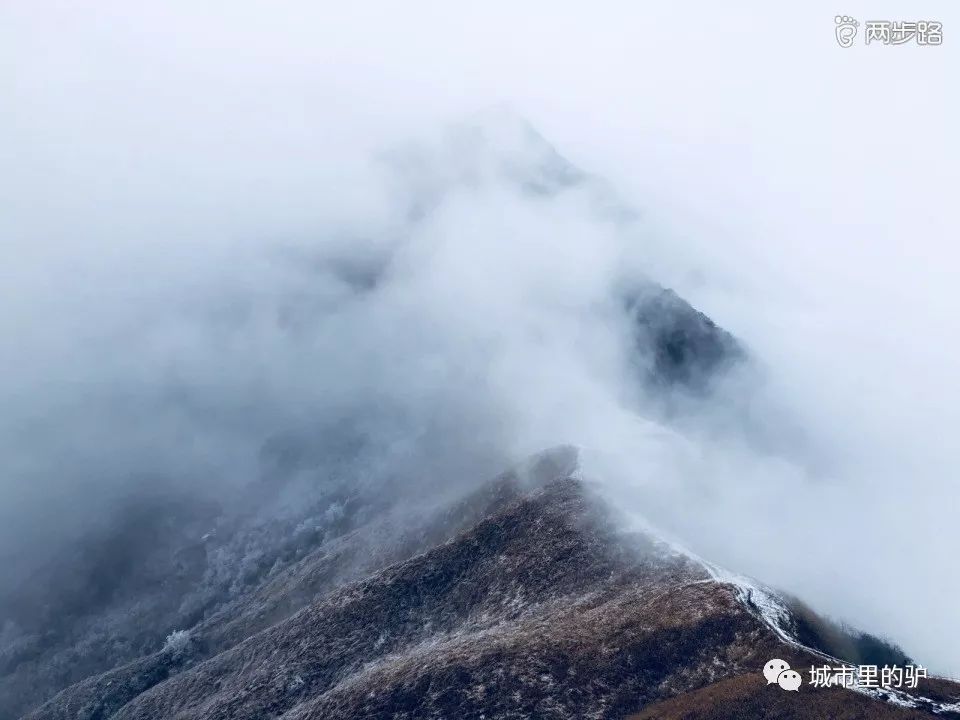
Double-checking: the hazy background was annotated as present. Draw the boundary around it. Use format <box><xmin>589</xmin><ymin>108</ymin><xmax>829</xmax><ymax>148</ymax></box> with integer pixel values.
<box><xmin>1</xmin><ymin>1</ymin><xmax>958</xmax><ymax>675</ymax></box>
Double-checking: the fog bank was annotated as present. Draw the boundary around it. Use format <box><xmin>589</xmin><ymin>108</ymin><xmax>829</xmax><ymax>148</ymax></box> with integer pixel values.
<box><xmin>1</xmin><ymin>1</ymin><xmax>957</xmax><ymax>674</ymax></box>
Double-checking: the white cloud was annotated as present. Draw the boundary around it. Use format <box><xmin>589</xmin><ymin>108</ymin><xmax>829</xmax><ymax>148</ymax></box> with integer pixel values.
<box><xmin>0</xmin><ymin>0</ymin><xmax>957</xmax><ymax>675</ymax></box>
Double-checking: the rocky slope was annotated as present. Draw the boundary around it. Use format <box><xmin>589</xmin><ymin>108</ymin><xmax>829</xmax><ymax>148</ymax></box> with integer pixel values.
<box><xmin>21</xmin><ymin>451</ymin><xmax>960</xmax><ymax>719</ymax></box>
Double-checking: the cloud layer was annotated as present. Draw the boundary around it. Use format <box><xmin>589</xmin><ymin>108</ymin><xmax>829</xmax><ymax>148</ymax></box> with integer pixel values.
<box><xmin>1</xmin><ymin>1</ymin><xmax>957</xmax><ymax>675</ymax></box>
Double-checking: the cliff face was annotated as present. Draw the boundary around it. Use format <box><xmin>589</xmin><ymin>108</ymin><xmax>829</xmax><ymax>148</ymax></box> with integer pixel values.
<box><xmin>23</xmin><ymin>457</ymin><xmax>960</xmax><ymax>720</ymax></box>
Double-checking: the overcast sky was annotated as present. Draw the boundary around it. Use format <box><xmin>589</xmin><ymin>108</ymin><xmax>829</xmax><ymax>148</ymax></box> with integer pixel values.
<box><xmin>1</xmin><ymin>1</ymin><xmax>958</xmax><ymax>675</ymax></box>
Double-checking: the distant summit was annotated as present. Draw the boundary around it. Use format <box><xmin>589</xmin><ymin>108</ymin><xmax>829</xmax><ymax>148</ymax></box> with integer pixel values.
<box><xmin>453</xmin><ymin>106</ymin><xmax>588</xmax><ymax>195</ymax></box>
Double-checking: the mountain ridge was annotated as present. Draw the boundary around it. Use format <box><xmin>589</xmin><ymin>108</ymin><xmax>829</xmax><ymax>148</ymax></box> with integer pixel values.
<box><xmin>23</xmin><ymin>457</ymin><xmax>960</xmax><ymax>719</ymax></box>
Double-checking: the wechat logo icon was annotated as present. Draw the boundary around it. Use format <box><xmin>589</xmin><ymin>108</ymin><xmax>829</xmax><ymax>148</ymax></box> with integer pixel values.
<box><xmin>764</xmin><ymin>659</ymin><xmax>802</xmax><ymax>691</ymax></box>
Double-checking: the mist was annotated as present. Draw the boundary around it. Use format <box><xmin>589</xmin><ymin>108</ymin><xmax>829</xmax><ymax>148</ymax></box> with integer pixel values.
<box><xmin>1</xmin><ymin>1</ymin><xmax>958</xmax><ymax>677</ymax></box>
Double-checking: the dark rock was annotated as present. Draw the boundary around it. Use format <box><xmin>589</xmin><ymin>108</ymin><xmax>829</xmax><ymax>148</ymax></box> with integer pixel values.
<box><xmin>626</xmin><ymin>286</ymin><xmax>744</xmax><ymax>394</ymax></box>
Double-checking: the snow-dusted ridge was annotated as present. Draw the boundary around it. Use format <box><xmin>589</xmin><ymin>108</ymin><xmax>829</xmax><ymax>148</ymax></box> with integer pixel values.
<box><xmin>670</xmin><ymin>542</ymin><xmax>960</xmax><ymax>716</ymax></box>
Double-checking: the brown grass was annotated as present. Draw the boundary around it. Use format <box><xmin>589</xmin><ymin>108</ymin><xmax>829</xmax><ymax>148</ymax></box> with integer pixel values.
<box><xmin>629</xmin><ymin>673</ymin><xmax>944</xmax><ymax>720</ymax></box>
